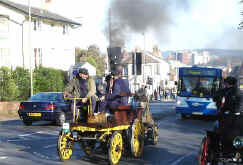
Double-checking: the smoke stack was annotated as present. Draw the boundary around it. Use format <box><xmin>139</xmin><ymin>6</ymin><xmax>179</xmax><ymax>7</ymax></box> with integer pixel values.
<box><xmin>107</xmin><ymin>47</ymin><xmax>122</xmax><ymax>72</ymax></box>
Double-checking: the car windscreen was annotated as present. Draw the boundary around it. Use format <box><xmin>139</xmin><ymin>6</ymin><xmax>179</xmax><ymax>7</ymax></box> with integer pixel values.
<box><xmin>29</xmin><ymin>93</ymin><xmax>62</xmax><ymax>101</ymax></box>
<box><xmin>179</xmin><ymin>76</ymin><xmax>220</xmax><ymax>97</ymax></box>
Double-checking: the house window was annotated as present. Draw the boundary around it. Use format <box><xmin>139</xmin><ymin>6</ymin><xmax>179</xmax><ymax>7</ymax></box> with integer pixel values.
<box><xmin>63</xmin><ymin>25</ymin><xmax>68</xmax><ymax>35</ymax></box>
<box><xmin>37</xmin><ymin>20</ymin><xmax>42</xmax><ymax>31</ymax></box>
<box><xmin>0</xmin><ymin>48</ymin><xmax>10</xmax><ymax>67</ymax></box>
<box><xmin>34</xmin><ymin>20</ymin><xmax>42</xmax><ymax>31</ymax></box>
<box><xmin>38</xmin><ymin>48</ymin><xmax>43</xmax><ymax>66</ymax></box>
<box><xmin>33</xmin><ymin>48</ymin><xmax>43</xmax><ymax>68</ymax></box>
<box><xmin>34</xmin><ymin>20</ymin><xmax>37</xmax><ymax>31</ymax></box>
<box><xmin>0</xmin><ymin>17</ymin><xmax>9</xmax><ymax>33</ymax></box>
<box><xmin>124</xmin><ymin>65</ymin><xmax>128</xmax><ymax>76</ymax></box>
<box><xmin>156</xmin><ymin>63</ymin><xmax>160</xmax><ymax>75</ymax></box>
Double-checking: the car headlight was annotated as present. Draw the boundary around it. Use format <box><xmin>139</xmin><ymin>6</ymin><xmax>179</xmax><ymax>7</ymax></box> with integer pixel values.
<box><xmin>176</xmin><ymin>99</ymin><xmax>188</xmax><ymax>107</ymax></box>
<box><xmin>233</xmin><ymin>137</ymin><xmax>243</xmax><ymax>148</ymax></box>
<box><xmin>206</xmin><ymin>102</ymin><xmax>217</xmax><ymax>109</ymax></box>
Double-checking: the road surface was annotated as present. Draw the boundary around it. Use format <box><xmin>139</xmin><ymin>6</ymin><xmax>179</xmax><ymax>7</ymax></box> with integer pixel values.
<box><xmin>0</xmin><ymin>101</ymin><xmax>215</xmax><ymax>165</ymax></box>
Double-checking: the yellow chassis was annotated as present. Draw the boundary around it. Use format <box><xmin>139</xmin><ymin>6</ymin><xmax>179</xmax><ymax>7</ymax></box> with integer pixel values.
<box><xmin>58</xmin><ymin>97</ymin><xmax>145</xmax><ymax>165</ymax></box>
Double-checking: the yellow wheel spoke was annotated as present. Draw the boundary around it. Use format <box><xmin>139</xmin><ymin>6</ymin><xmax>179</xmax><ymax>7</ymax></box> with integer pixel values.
<box><xmin>58</xmin><ymin>133</ymin><xmax>73</xmax><ymax>161</ymax></box>
<box><xmin>109</xmin><ymin>132</ymin><xmax>123</xmax><ymax>165</ymax></box>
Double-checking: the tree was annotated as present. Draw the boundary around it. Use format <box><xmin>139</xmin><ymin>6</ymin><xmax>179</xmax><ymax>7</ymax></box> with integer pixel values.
<box><xmin>87</xmin><ymin>56</ymin><xmax>97</xmax><ymax>67</ymax></box>
<box><xmin>12</xmin><ymin>67</ymin><xmax>30</xmax><ymax>100</ymax></box>
<box><xmin>75</xmin><ymin>45</ymin><xmax>106</xmax><ymax>76</ymax></box>
<box><xmin>0</xmin><ymin>67</ymin><xmax>19</xmax><ymax>101</ymax></box>
<box><xmin>33</xmin><ymin>67</ymin><xmax>67</xmax><ymax>93</ymax></box>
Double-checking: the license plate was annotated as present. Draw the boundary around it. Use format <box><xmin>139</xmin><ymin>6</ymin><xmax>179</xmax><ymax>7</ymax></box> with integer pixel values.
<box><xmin>192</xmin><ymin>112</ymin><xmax>203</xmax><ymax>115</ymax></box>
<box><xmin>28</xmin><ymin>113</ymin><xmax>41</xmax><ymax>117</ymax></box>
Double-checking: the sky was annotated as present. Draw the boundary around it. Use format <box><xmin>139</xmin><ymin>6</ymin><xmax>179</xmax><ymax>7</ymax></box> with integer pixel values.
<box><xmin>13</xmin><ymin>0</ymin><xmax>243</xmax><ymax>53</ymax></box>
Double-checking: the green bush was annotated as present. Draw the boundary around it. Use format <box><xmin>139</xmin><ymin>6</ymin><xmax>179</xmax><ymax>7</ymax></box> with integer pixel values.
<box><xmin>33</xmin><ymin>67</ymin><xmax>67</xmax><ymax>93</ymax></box>
<box><xmin>0</xmin><ymin>66</ymin><xmax>68</xmax><ymax>101</ymax></box>
<box><xmin>0</xmin><ymin>67</ymin><xmax>19</xmax><ymax>101</ymax></box>
<box><xmin>12</xmin><ymin>67</ymin><xmax>30</xmax><ymax>100</ymax></box>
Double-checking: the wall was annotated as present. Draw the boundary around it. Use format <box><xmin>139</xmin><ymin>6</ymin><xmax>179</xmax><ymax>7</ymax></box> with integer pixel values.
<box><xmin>0</xmin><ymin>102</ymin><xmax>20</xmax><ymax>120</ymax></box>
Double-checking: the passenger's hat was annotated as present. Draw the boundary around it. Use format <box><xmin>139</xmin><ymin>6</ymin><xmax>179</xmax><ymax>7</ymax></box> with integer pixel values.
<box><xmin>224</xmin><ymin>76</ymin><xmax>237</xmax><ymax>85</ymax></box>
<box><xmin>112</xmin><ymin>65</ymin><xmax>123</xmax><ymax>76</ymax></box>
<box><xmin>79</xmin><ymin>68</ymin><xmax>89</xmax><ymax>75</ymax></box>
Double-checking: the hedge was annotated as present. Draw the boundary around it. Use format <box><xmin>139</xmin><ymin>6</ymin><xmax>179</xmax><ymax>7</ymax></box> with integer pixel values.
<box><xmin>0</xmin><ymin>66</ymin><xmax>68</xmax><ymax>101</ymax></box>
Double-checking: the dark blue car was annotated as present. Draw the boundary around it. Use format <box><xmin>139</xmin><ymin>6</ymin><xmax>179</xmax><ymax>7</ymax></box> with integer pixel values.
<box><xmin>18</xmin><ymin>92</ymin><xmax>71</xmax><ymax>126</ymax></box>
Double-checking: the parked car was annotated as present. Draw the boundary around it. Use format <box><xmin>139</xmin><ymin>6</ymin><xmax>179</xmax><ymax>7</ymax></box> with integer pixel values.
<box><xmin>18</xmin><ymin>92</ymin><xmax>71</xmax><ymax>126</ymax></box>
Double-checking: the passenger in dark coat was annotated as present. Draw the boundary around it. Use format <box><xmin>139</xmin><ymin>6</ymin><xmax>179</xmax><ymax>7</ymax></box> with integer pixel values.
<box><xmin>213</xmin><ymin>76</ymin><xmax>240</xmax><ymax>115</ymax></box>
<box><xmin>213</xmin><ymin>76</ymin><xmax>241</xmax><ymax>140</ymax></box>
<box><xmin>106</xmin><ymin>65</ymin><xmax>131</xmax><ymax>111</ymax></box>
<box><xmin>96</xmin><ymin>84</ymin><xmax>107</xmax><ymax>113</ymax></box>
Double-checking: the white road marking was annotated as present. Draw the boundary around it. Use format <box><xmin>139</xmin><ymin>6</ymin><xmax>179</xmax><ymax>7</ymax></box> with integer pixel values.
<box><xmin>18</xmin><ymin>130</ymin><xmax>59</xmax><ymax>137</ymax></box>
<box><xmin>170</xmin><ymin>152</ymin><xmax>194</xmax><ymax>165</ymax></box>
<box><xmin>7</xmin><ymin>139</ymin><xmax>22</xmax><ymax>142</ymax></box>
<box><xmin>19</xmin><ymin>131</ymin><xmax>42</xmax><ymax>137</ymax></box>
<box><xmin>0</xmin><ymin>156</ymin><xmax>8</xmax><ymax>160</ymax></box>
<box><xmin>39</xmin><ymin>131</ymin><xmax>59</xmax><ymax>136</ymax></box>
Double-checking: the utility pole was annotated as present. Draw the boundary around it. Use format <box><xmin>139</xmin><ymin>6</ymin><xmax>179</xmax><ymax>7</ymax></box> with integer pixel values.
<box><xmin>134</xmin><ymin>52</ymin><xmax>137</xmax><ymax>92</ymax></box>
<box><xmin>28</xmin><ymin>0</ymin><xmax>33</xmax><ymax>96</ymax></box>
<box><xmin>108</xmin><ymin>8</ymin><xmax>112</xmax><ymax>73</ymax></box>
<box><xmin>143</xmin><ymin>32</ymin><xmax>145</xmax><ymax>83</ymax></box>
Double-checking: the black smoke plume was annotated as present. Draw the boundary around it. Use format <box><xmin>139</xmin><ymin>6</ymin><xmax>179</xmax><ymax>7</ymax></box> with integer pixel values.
<box><xmin>105</xmin><ymin>0</ymin><xmax>190</xmax><ymax>48</ymax></box>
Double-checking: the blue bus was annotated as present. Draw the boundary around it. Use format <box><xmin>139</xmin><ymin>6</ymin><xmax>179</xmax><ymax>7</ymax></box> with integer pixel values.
<box><xmin>175</xmin><ymin>66</ymin><xmax>223</xmax><ymax>119</ymax></box>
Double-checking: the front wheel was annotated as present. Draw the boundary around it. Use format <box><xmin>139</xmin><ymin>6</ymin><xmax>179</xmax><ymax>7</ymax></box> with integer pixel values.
<box><xmin>23</xmin><ymin>119</ymin><xmax>32</xmax><ymax>126</ymax></box>
<box><xmin>57</xmin><ymin>131</ymin><xmax>74</xmax><ymax>161</ymax></box>
<box><xmin>198</xmin><ymin>136</ymin><xmax>217</xmax><ymax>165</ymax></box>
<box><xmin>108</xmin><ymin>131</ymin><xmax>123</xmax><ymax>165</ymax></box>
<box><xmin>181</xmin><ymin>114</ymin><xmax>188</xmax><ymax>120</ymax></box>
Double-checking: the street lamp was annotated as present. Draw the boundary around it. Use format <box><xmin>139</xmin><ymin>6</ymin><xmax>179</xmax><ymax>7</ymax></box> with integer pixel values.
<box><xmin>0</xmin><ymin>14</ymin><xmax>25</xmax><ymax>68</ymax></box>
<box><xmin>28</xmin><ymin>0</ymin><xmax>33</xmax><ymax>96</ymax></box>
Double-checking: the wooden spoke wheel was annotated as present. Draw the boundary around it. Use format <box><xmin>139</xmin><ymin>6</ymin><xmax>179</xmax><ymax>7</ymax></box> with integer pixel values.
<box><xmin>131</xmin><ymin>119</ymin><xmax>145</xmax><ymax>158</ymax></box>
<box><xmin>152</xmin><ymin>124</ymin><xmax>159</xmax><ymax>145</ymax></box>
<box><xmin>57</xmin><ymin>131</ymin><xmax>74</xmax><ymax>161</ymax></box>
<box><xmin>79</xmin><ymin>140</ymin><xmax>96</xmax><ymax>156</ymax></box>
<box><xmin>198</xmin><ymin>136</ymin><xmax>217</xmax><ymax>165</ymax></box>
<box><xmin>108</xmin><ymin>131</ymin><xmax>123</xmax><ymax>165</ymax></box>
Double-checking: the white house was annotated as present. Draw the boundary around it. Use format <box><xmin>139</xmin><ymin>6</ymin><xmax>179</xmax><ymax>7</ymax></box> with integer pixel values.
<box><xmin>69</xmin><ymin>62</ymin><xmax>96</xmax><ymax>80</ymax></box>
<box><xmin>0</xmin><ymin>0</ymin><xmax>80</xmax><ymax>71</ymax></box>
<box><xmin>121</xmin><ymin>51</ymin><xmax>170</xmax><ymax>96</ymax></box>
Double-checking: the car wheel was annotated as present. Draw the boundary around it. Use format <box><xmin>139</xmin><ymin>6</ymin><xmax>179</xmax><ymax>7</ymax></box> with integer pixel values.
<box><xmin>56</xmin><ymin>112</ymin><xmax>66</xmax><ymax>126</ymax></box>
<box><xmin>181</xmin><ymin>114</ymin><xmax>188</xmax><ymax>120</ymax></box>
<box><xmin>23</xmin><ymin>120</ymin><xmax>32</xmax><ymax>126</ymax></box>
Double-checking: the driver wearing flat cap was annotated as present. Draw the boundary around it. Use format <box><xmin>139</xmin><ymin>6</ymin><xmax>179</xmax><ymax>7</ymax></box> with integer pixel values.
<box><xmin>64</xmin><ymin>68</ymin><xmax>96</xmax><ymax>122</ymax></box>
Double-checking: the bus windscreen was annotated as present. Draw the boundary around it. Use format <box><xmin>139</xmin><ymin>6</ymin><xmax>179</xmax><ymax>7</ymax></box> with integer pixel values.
<box><xmin>182</xmin><ymin>69</ymin><xmax>216</xmax><ymax>76</ymax></box>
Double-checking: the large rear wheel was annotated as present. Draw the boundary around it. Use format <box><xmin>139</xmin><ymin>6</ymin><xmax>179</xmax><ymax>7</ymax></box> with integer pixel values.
<box><xmin>57</xmin><ymin>131</ymin><xmax>74</xmax><ymax>161</ymax></box>
<box><xmin>198</xmin><ymin>136</ymin><xmax>217</xmax><ymax>165</ymax></box>
<box><xmin>131</xmin><ymin>119</ymin><xmax>144</xmax><ymax>158</ymax></box>
<box><xmin>108</xmin><ymin>131</ymin><xmax>123</xmax><ymax>165</ymax></box>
